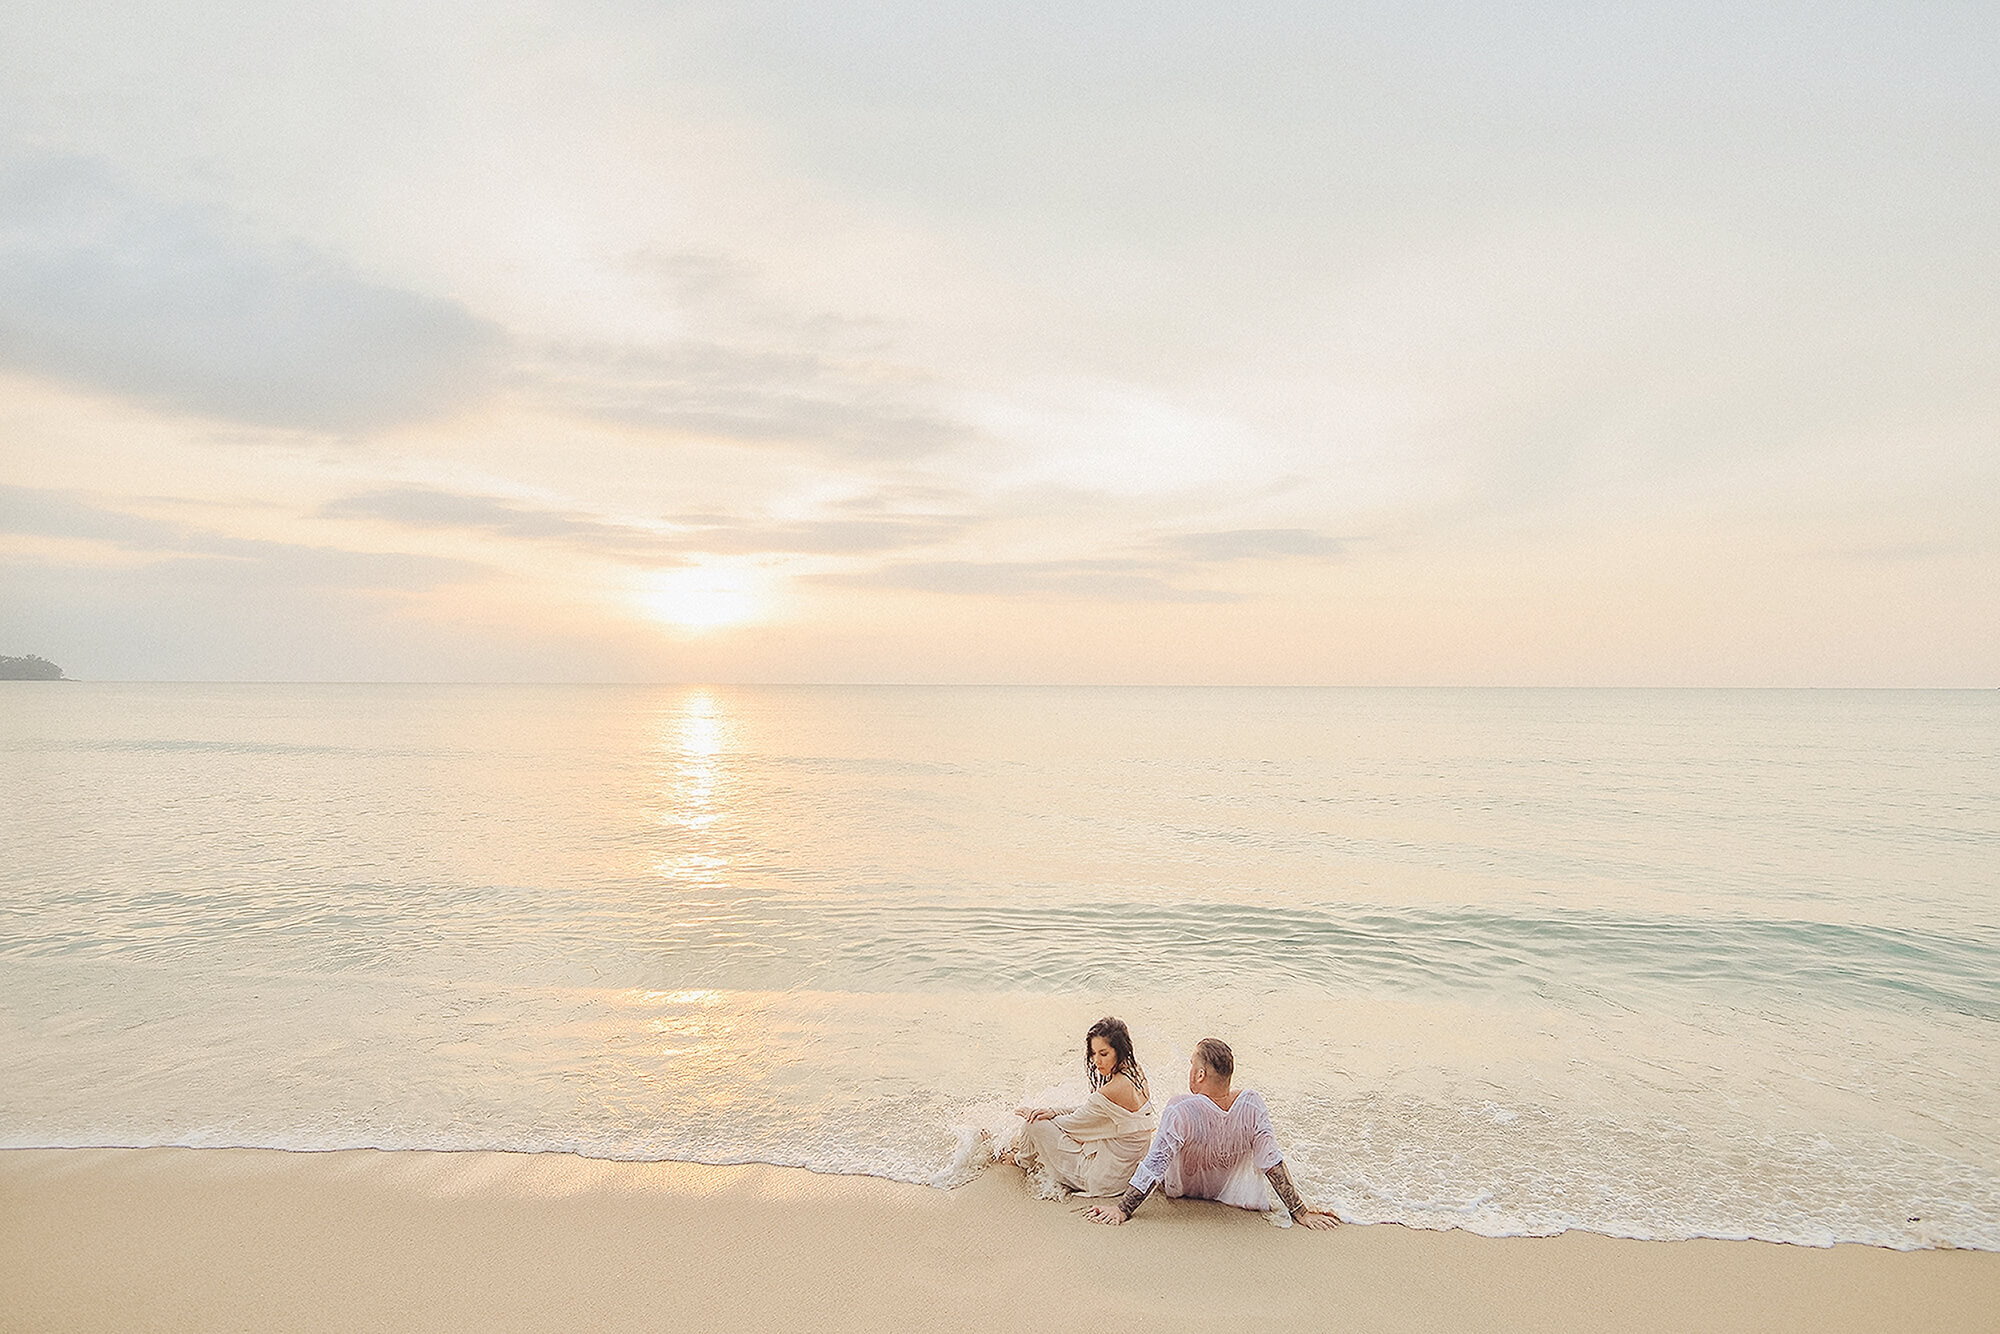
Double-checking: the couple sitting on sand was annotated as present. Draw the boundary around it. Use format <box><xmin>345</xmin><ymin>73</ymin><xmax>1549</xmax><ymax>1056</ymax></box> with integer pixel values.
<box><xmin>998</xmin><ymin>1017</ymin><xmax>1339</xmax><ymax>1229</ymax></box>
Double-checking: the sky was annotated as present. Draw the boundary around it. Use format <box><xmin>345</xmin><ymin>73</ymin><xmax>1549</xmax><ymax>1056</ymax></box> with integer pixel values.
<box><xmin>2</xmin><ymin>1</ymin><xmax>1994</xmax><ymax>684</ymax></box>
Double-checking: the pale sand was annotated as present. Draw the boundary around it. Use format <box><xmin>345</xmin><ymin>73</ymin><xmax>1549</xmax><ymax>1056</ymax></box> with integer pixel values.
<box><xmin>3</xmin><ymin>1148</ymin><xmax>1995</xmax><ymax>1332</ymax></box>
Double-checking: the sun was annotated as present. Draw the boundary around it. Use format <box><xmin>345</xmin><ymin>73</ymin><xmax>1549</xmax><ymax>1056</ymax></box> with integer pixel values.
<box><xmin>634</xmin><ymin>563</ymin><xmax>766</xmax><ymax>633</ymax></box>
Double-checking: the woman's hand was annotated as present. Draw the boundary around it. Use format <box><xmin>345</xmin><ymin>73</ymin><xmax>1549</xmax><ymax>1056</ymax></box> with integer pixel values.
<box><xmin>1013</xmin><ymin>1106</ymin><xmax>1050</xmax><ymax>1122</ymax></box>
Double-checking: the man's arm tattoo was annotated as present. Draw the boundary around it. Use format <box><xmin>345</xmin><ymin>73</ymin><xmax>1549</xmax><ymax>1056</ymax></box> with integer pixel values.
<box><xmin>1265</xmin><ymin>1162</ymin><xmax>1309</xmax><ymax>1216</ymax></box>
<box><xmin>1116</xmin><ymin>1180</ymin><xmax>1158</xmax><ymax>1218</ymax></box>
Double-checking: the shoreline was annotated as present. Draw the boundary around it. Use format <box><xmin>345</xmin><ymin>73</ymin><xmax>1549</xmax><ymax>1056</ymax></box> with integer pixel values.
<box><xmin>5</xmin><ymin>1138</ymin><xmax>1986</xmax><ymax>1253</ymax></box>
<box><xmin>5</xmin><ymin>1147</ymin><xmax>1996</xmax><ymax>1332</ymax></box>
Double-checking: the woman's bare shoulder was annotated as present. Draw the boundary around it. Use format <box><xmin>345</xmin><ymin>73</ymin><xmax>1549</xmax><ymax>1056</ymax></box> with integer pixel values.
<box><xmin>1100</xmin><ymin>1071</ymin><xmax>1144</xmax><ymax>1112</ymax></box>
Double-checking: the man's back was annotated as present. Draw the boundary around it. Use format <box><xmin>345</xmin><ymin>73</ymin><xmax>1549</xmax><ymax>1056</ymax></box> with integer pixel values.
<box><xmin>1088</xmin><ymin>1037</ymin><xmax>1338</xmax><ymax>1228</ymax></box>
<box><xmin>1135</xmin><ymin>1089</ymin><xmax>1285</xmax><ymax>1210</ymax></box>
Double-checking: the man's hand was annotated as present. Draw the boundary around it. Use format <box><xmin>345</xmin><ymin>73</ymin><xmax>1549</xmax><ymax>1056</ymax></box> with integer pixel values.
<box><xmin>1267</xmin><ymin>1161</ymin><xmax>1342</xmax><ymax>1228</ymax></box>
<box><xmin>1085</xmin><ymin>1204</ymin><xmax>1128</xmax><ymax>1225</ymax></box>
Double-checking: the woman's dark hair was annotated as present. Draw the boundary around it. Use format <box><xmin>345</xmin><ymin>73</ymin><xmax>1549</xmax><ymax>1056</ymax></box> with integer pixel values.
<box><xmin>1084</xmin><ymin>1016</ymin><xmax>1147</xmax><ymax>1099</ymax></box>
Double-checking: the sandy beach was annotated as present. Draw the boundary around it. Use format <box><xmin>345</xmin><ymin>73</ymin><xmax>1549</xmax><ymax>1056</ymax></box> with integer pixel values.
<box><xmin>3</xmin><ymin>1147</ymin><xmax>1994</xmax><ymax>1332</ymax></box>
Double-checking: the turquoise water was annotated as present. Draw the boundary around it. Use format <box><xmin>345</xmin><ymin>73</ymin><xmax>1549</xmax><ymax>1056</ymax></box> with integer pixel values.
<box><xmin>3</xmin><ymin>684</ymin><xmax>1996</xmax><ymax>1247</ymax></box>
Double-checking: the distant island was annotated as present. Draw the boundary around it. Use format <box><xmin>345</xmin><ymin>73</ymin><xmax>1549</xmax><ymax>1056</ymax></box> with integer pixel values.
<box><xmin>0</xmin><ymin>654</ymin><xmax>66</xmax><ymax>680</ymax></box>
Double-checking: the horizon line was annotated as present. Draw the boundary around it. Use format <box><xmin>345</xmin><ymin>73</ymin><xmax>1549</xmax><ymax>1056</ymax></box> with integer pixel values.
<box><xmin>8</xmin><ymin>679</ymin><xmax>1996</xmax><ymax>691</ymax></box>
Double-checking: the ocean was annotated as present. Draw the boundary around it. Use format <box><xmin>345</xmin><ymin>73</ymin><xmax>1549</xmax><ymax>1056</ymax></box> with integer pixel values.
<box><xmin>3</xmin><ymin>684</ymin><xmax>1995</xmax><ymax>1248</ymax></box>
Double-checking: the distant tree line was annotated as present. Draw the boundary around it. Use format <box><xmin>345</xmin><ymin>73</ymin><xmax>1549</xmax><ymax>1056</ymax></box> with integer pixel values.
<box><xmin>0</xmin><ymin>654</ymin><xmax>65</xmax><ymax>680</ymax></box>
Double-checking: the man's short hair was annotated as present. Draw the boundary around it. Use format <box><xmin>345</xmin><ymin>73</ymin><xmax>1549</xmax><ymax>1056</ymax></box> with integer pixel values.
<box><xmin>1193</xmin><ymin>1037</ymin><xmax>1234</xmax><ymax>1080</ymax></box>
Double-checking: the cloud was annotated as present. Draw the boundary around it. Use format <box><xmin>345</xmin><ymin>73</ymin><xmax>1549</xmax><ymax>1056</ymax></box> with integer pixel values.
<box><xmin>2</xmin><ymin>553</ymin><xmax>483</xmax><ymax>683</ymax></box>
<box><xmin>525</xmin><ymin>340</ymin><xmax>972</xmax><ymax>461</ymax></box>
<box><xmin>140</xmin><ymin>546</ymin><xmax>482</xmax><ymax>592</ymax></box>
<box><xmin>1154</xmin><ymin>527</ymin><xmax>1343</xmax><ymax>562</ymax></box>
<box><xmin>324</xmin><ymin>485</ymin><xmax>971</xmax><ymax>559</ymax></box>
<box><xmin>664</xmin><ymin>513</ymin><xmax>969</xmax><ymax>555</ymax></box>
<box><xmin>826</xmin><ymin>483</ymin><xmax>973</xmax><ymax>512</ymax></box>
<box><xmin>811</xmin><ymin>558</ymin><xmax>1237</xmax><ymax>603</ymax></box>
<box><xmin>513</xmin><ymin>248</ymin><xmax>972</xmax><ymax>459</ymax></box>
<box><xmin>1823</xmin><ymin>541</ymin><xmax>1972</xmax><ymax>565</ymax></box>
<box><xmin>1</xmin><ymin>485</ymin><xmax>484</xmax><ymax>590</ymax></box>
<box><xmin>796</xmin><ymin>523</ymin><xmax>1341</xmax><ymax>603</ymax></box>
<box><xmin>0</xmin><ymin>155</ymin><xmax>504</xmax><ymax>431</ymax></box>
<box><xmin>627</xmin><ymin>248</ymin><xmax>897</xmax><ymax>351</ymax></box>
<box><xmin>319</xmin><ymin>487</ymin><xmax>684</xmax><ymax>564</ymax></box>
<box><xmin>0</xmin><ymin>483</ymin><xmax>195</xmax><ymax>551</ymax></box>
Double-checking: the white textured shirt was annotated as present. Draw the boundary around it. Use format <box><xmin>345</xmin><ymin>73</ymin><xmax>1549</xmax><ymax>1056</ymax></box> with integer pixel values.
<box><xmin>1128</xmin><ymin>1090</ymin><xmax>1285</xmax><ymax>1210</ymax></box>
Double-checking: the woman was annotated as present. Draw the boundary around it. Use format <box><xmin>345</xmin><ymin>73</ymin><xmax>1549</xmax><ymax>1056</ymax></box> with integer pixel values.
<box><xmin>1002</xmin><ymin>1016</ymin><xmax>1156</xmax><ymax>1198</ymax></box>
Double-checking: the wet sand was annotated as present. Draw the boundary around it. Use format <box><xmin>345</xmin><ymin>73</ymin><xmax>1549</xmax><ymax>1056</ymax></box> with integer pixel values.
<box><xmin>3</xmin><ymin>1147</ymin><xmax>1994</xmax><ymax>1332</ymax></box>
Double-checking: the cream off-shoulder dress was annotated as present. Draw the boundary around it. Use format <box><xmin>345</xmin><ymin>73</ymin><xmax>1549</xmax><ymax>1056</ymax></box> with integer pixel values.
<box><xmin>1013</xmin><ymin>1089</ymin><xmax>1158</xmax><ymax>1198</ymax></box>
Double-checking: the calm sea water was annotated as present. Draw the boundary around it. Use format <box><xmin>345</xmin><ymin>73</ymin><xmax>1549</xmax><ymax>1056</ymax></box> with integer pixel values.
<box><xmin>3</xmin><ymin>684</ymin><xmax>1996</xmax><ymax>1248</ymax></box>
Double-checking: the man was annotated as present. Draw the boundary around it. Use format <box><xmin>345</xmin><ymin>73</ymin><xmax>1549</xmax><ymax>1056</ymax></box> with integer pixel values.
<box><xmin>1085</xmin><ymin>1037</ymin><xmax>1339</xmax><ymax>1228</ymax></box>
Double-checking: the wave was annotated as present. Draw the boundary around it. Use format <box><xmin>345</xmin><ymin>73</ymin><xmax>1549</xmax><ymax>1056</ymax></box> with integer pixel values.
<box><xmin>14</xmin><ymin>890</ymin><xmax>1997</xmax><ymax>1021</ymax></box>
<box><xmin>643</xmin><ymin>899</ymin><xmax>2000</xmax><ymax>1020</ymax></box>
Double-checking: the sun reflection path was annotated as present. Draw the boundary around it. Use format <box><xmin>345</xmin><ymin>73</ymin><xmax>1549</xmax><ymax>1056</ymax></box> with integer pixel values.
<box><xmin>654</xmin><ymin>691</ymin><xmax>734</xmax><ymax>886</ymax></box>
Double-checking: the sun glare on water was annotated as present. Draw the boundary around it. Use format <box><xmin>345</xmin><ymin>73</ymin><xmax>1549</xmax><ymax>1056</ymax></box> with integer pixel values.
<box><xmin>635</xmin><ymin>564</ymin><xmax>766</xmax><ymax>632</ymax></box>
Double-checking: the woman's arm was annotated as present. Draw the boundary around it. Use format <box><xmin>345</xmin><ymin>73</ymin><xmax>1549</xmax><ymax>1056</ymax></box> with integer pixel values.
<box><xmin>1086</xmin><ymin>1109</ymin><xmax>1177</xmax><ymax>1224</ymax></box>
